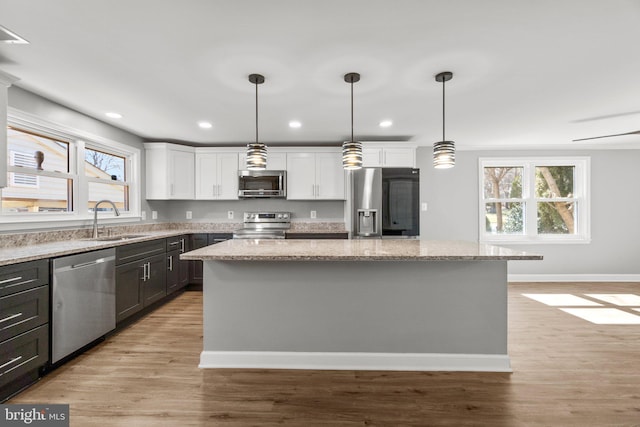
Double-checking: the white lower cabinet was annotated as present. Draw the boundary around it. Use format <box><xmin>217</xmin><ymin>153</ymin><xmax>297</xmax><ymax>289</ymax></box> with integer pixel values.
<box><xmin>286</xmin><ymin>151</ymin><xmax>345</xmax><ymax>200</ymax></box>
<box><xmin>195</xmin><ymin>150</ymin><xmax>239</xmax><ymax>200</ymax></box>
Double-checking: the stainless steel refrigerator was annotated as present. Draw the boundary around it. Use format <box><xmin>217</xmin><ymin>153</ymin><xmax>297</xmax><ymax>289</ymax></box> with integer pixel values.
<box><xmin>351</xmin><ymin>167</ymin><xmax>420</xmax><ymax>238</ymax></box>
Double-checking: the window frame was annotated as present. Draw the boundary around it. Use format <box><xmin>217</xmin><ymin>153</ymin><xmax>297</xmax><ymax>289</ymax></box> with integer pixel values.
<box><xmin>2</xmin><ymin>109</ymin><xmax>141</xmax><ymax>226</ymax></box>
<box><xmin>479</xmin><ymin>157</ymin><xmax>591</xmax><ymax>244</ymax></box>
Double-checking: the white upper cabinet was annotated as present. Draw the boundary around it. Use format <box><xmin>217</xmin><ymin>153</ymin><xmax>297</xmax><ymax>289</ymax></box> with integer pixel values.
<box><xmin>361</xmin><ymin>142</ymin><xmax>417</xmax><ymax>168</ymax></box>
<box><xmin>195</xmin><ymin>149</ymin><xmax>239</xmax><ymax>200</ymax></box>
<box><xmin>238</xmin><ymin>150</ymin><xmax>287</xmax><ymax>170</ymax></box>
<box><xmin>286</xmin><ymin>149</ymin><xmax>345</xmax><ymax>200</ymax></box>
<box><xmin>145</xmin><ymin>143</ymin><xmax>195</xmax><ymax>200</ymax></box>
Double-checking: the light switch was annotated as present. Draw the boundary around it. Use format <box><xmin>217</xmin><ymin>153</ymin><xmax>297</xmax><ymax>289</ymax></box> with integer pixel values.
<box><xmin>227</xmin><ymin>210</ymin><xmax>234</xmax><ymax>219</ymax></box>
<box><xmin>186</xmin><ymin>211</ymin><xmax>192</xmax><ymax>219</ymax></box>
<box><xmin>421</xmin><ymin>203</ymin><xmax>428</xmax><ymax>211</ymax></box>
<box><xmin>310</xmin><ymin>210</ymin><xmax>317</xmax><ymax>219</ymax></box>
<box><xmin>152</xmin><ymin>211</ymin><xmax>158</xmax><ymax>220</ymax></box>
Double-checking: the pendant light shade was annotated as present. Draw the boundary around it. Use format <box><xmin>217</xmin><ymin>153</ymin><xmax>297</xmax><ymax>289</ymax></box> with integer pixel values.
<box><xmin>433</xmin><ymin>71</ymin><xmax>455</xmax><ymax>169</ymax></box>
<box><xmin>342</xmin><ymin>72</ymin><xmax>363</xmax><ymax>170</ymax></box>
<box><xmin>246</xmin><ymin>73</ymin><xmax>267</xmax><ymax>170</ymax></box>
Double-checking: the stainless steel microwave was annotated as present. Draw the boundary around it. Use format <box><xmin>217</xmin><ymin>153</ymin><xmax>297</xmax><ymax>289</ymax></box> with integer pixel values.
<box><xmin>238</xmin><ymin>170</ymin><xmax>286</xmax><ymax>198</ymax></box>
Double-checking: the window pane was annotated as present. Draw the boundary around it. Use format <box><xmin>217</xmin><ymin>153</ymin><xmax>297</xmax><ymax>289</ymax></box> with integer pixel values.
<box><xmin>535</xmin><ymin>166</ymin><xmax>574</xmax><ymax>198</ymax></box>
<box><xmin>88</xmin><ymin>182</ymin><xmax>128</xmax><ymax>212</ymax></box>
<box><xmin>485</xmin><ymin>202</ymin><xmax>524</xmax><ymax>234</ymax></box>
<box><xmin>8</xmin><ymin>127</ymin><xmax>69</xmax><ymax>173</ymax></box>
<box><xmin>537</xmin><ymin>201</ymin><xmax>575</xmax><ymax>234</ymax></box>
<box><xmin>85</xmin><ymin>148</ymin><xmax>125</xmax><ymax>181</ymax></box>
<box><xmin>1</xmin><ymin>174</ymin><xmax>72</xmax><ymax>213</ymax></box>
<box><xmin>483</xmin><ymin>167</ymin><xmax>523</xmax><ymax>199</ymax></box>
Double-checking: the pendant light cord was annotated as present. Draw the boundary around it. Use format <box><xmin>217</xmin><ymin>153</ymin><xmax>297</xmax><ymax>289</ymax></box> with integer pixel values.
<box><xmin>442</xmin><ymin>78</ymin><xmax>446</xmax><ymax>141</ymax></box>
<box><xmin>350</xmin><ymin>79</ymin><xmax>354</xmax><ymax>142</ymax></box>
<box><xmin>255</xmin><ymin>81</ymin><xmax>259</xmax><ymax>144</ymax></box>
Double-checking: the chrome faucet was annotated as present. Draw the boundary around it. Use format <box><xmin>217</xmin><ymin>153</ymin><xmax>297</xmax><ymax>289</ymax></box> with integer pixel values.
<box><xmin>92</xmin><ymin>200</ymin><xmax>121</xmax><ymax>238</ymax></box>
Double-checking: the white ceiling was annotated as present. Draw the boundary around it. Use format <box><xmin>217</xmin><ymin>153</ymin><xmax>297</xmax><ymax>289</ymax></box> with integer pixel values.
<box><xmin>1</xmin><ymin>0</ymin><xmax>640</xmax><ymax>148</ymax></box>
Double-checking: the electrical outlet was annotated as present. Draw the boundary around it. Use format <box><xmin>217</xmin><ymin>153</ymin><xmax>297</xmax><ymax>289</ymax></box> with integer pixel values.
<box><xmin>421</xmin><ymin>203</ymin><xmax>428</xmax><ymax>211</ymax></box>
<box><xmin>310</xmin><ymin>210</ymin><xmax>317</xmax><ymax>219</ymax></box>
<box><xmin>152</xmin><ymin>211</ymin><xmax>158</xmax><ymax>220</ymax></box>
<box><xmin>186</xmin><ymin>211</ymin><xmax>192</xmax><ymax>219</ymax></box>
<box><xmin>227</xmin><ymin>210</ymin><xmax>234</xmax><ymax>219</ymax></box>
<box><xmin>141</xmin><ymin>210</ymin><xmax>147</xmax><ymax>220</ymax></box>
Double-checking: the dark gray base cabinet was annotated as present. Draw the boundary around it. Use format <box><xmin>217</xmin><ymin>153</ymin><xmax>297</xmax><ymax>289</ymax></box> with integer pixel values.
<box><xmin>115</xmin><ymin>239</ymin><xmax>167</xmax><ymax>324</ymax></box>
<box><xmin>115</xmin><ymin>260</ymin><xmax>144</xmax><ymax>323</ymax></box>
<box><xmin>188</xmin><ymin>233</ymin><xmax>232</xmax><ymax>286</ymax></box>
<box><xmin>143</xmin><ymin>253</ymin><xmax>166</xmax><ymax>306</ymax></box>
<box><xmin>0</xmin><ymin>259</ymin><xmax>50</xmax><ymax>401</ymax></box>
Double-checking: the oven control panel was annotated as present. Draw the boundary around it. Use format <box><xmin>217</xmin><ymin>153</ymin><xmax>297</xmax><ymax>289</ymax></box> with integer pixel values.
<box><xmin>243</xmin><ymin>212</ymin><xmax>291</xmax><ymax>223</ymax></box>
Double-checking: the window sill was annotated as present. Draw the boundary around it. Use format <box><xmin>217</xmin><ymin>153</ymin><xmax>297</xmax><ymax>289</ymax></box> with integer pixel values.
<box><xmin>481</xmin><ymin>236</ymin><xmax>591</xmax><ymax>245</ymax></box>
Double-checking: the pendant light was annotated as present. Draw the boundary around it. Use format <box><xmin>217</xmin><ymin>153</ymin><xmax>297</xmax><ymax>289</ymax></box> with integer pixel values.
<box><xmin>433</xmin><ymin>71</ymin><xmax>455</xmax><ymax>169</ymax></box>
<box><xmin>246</xmin><ymin>73</ymin><xmax>267</xmax><ymax>170</ymax></box>
<box><xmin>342</xmin><ymin>72</ymin><xmax>363</xmax><ymax>170</ymax></box>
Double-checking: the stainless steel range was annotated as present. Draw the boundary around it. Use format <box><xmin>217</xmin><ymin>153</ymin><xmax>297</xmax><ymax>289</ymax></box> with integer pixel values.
<box><xmin>233</xmin><ymin>211</ymin><xmax>291</xmax><ymax>239</ymax></box>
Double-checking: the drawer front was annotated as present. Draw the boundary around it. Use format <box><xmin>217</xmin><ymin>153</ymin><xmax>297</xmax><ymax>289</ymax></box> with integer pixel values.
<box><xmin>0</xmin><ymin>325</ymin><xmax>49</xmax><ymax>389</ymax></box>
<box><xmin>166</xmin><ymin>235</ymin><xmax>187</xmax><ymax>253</ymax></box>
<box><xmin>116</xmin><ymin>239</ymin><xmax>167</xmax><ymax>265</ymax></box>
<box><xmin>0</xmin><ymin>259</ymin><xmax>49</xmax><ymax>298</ymax></box>
<box><xmin>0</xmin><ymin>286</ymin><xmax>49</xmax><ymax>343</ymax></box>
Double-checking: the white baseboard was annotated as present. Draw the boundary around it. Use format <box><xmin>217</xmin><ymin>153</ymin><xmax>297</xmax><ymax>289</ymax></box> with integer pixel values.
<box><xmin>509</xmin><ymin>273</ymin><xmax>640</xmax><ymax>282</ymax></box>
<box><xmin>199</xmin><ymin>351</ymin><xmax>512</xmax><ymax>372</ymax></box>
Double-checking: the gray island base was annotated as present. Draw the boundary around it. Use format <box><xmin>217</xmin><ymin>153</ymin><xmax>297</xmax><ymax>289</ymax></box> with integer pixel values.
<box><xmin>182</xmin><ymin>239</ymin><xmax>542</xmax><ymax>372</ymax></box>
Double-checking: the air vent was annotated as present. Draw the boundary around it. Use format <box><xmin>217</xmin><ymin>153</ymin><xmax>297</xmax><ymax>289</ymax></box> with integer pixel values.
<box><xmin>0</xmin><ymin>25</ymin><xmax>29</xmax><ymax>44</ymax></box>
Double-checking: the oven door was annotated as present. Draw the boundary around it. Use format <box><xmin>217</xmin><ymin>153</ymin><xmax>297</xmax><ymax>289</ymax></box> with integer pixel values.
<box><xmin>238</xmin><ymin>170</ymin><xmax>286</xmax><ymax>198</ymax></box>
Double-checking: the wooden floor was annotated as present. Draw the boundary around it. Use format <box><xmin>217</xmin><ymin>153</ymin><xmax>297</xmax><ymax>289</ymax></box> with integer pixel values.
<box><xmin>10</xmin><ymin>283</ymin><xmax>640</xmax><ymax>426</ymax></box>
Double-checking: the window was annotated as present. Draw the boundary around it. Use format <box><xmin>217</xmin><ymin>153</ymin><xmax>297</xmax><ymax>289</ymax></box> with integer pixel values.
<box><xmin>479</xmin><ymin>158</ymin><xmax>590</xmax><ymax>243</ymax></box>
<box><xmin>85</xmin><ymin>147</ymin><xmax>129</xmax><ymax>213</ymax></box>
<box><xmin>2</xmin><ymin>127</ymin><xmax>73</xmax><ymax>213</ymax></box>
<box><xmin>2</xmin><ymin>111</ymin><xmax>141</xmax><ymax>224</ymax></box>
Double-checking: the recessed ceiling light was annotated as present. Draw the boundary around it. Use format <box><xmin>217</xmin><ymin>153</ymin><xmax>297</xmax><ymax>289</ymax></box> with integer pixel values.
<box><xmin>105</xmin><ymin>112</ymin><xmax>122</xmax><ymax>119</ymax></box>
<box><xmin>289</xmin><ymin>121</ymin><xmax>302</xmax><ymax>129</ymax></box>
<box><xmin>198</xmin><ymin>121</ymin><xmax>213</xmax><ymax>129</ymax></box>
<box><xmin>379</xmin><ymin>120</ymin><xmax>393</xmax><ymax>128</ymax></box>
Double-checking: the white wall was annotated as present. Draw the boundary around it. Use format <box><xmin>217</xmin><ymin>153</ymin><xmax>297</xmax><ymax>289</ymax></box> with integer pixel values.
<box><xmin>418</xmin><ymin>147</ymin><xmax>640</xmax><ymax>277</ymax></box>
<box><xmin>147</xmin><ymin>199</ymin><xmax>345</xmax><ymax>223</ymax></box>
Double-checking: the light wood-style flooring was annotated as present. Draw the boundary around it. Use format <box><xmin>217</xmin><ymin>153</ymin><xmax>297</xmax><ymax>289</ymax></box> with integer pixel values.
<box><xmin>10</xmin><ymin>282</ymin><xmax>640</xmax><ymax>426</ymax></box>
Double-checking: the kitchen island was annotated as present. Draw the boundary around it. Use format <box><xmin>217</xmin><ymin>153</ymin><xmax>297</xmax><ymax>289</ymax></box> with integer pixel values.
<box><xmin>182</xmin><ymin>239</ymin><xmax>541</xmax><ymax>372</ymax></box>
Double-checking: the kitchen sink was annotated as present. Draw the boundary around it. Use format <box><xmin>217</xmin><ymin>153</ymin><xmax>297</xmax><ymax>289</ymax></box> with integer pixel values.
<box><xmin>91</xmin><ymin>234</ymin><xmax>147</xmax><ymax>242</ymax></box>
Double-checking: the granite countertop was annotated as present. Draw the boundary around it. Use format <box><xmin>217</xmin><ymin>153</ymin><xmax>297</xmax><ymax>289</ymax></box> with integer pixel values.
<box><xmin>181</xmin><ymin>239</ymin><xmax>543</xmax><ymax>262</ymax></box>
<box><xmin>0</xmin><ymin>230</ymin><xmax>189</xmax><ymax>266</ymax></box>
<box><xmin>0</xmin><ymin>222</ymin><xmax>348</xmax><ymax>267</ymax></box>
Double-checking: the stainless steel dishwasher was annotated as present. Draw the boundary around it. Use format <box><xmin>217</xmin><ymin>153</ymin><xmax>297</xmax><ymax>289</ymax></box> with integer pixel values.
<box><xmin>51</xmin><ymin>248</ymin><xmax>116</xmax><ymax>363</ymax></box>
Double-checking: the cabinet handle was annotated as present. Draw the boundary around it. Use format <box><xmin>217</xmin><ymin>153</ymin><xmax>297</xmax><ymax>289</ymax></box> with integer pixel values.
<box><xmin>0</xmin><ymin>356</ymin><xmax>23</xmax><ymax>370</ymax></box>
<box><xmin>146</xmin><ymin>262</ymin><xmax>151</xmax><ymax>280</ymax></box>
<box><xmin>0</xmin><ymin>312</ymin><xmax>23</xmax><ymax>324</ymax></box>
<box><xmin>0</xmin><ymin>276</ymin><xmax>23</xmax><ymax>285</ymax></box>
<box><xmin>180</xmin><ymin>238</ymin><xmax>185</xmax><ymax>253</ymax></box>
<box><xmin>141</xmin><ymin>263</ymin><xmax>147</xmax><ymax>282</ymax></box>
<box><xmin>168</xmin><ymin>255</ymin><xmax>173</xmax><ymax>272</ymax></box>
